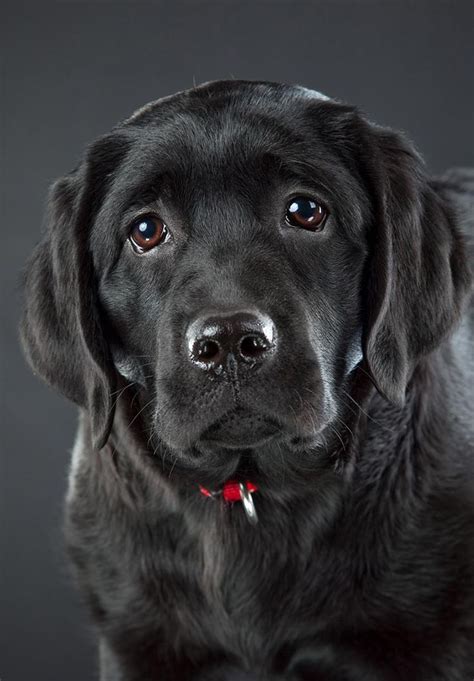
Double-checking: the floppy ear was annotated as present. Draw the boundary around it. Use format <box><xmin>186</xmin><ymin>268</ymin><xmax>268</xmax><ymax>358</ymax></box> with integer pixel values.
<box><xmin>20</xmin><ymin>135</ymin><xmax>128</xmax><ymax>449</ymax></box>
<box><xmin>361</xmin><ymin>124</ymin><xmax>471</xmax><ymax>404</ymax></box>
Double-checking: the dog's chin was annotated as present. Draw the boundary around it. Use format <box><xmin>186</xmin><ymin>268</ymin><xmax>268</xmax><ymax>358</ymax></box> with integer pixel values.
<box><xmin>151</xmin><ymin>406</ymin><xmax>337</xmax><ymax>493</ymax></box>
<box><xmin>198</xmin><ymin>429</ymin><xmax>280</xmax><ymax>451</ymax></box>
<box><xmin>153</xmin><ymin>426</ymin><xmax>334</xmax><ymax>497</ymax></box>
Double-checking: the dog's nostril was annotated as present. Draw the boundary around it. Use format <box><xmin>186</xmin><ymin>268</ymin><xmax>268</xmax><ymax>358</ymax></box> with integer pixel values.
<box><xmin>195</xmin><ymin>339</ymin><xmax>221</xmax><ymax>362</ymax></box>
<box><xmin>240</xmin><ymin>335</ymin><xmax>268</xmax><ymax>359</ymax></box>
<box><xmin>186</xmin><ymin>310</ymin><xmax>277</xmax><ymax>372</ymax></box>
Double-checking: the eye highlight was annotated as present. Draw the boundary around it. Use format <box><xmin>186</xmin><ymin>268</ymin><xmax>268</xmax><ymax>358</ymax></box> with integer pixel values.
<box><xmin>129</xmin><ymin>215</ymin><xmax>168</xmax><ymax>253</ymax></box>
<box><xmin>285</xmin><ymin>197</ymin><xmax>327</xmax><ymax>231</ymax></box>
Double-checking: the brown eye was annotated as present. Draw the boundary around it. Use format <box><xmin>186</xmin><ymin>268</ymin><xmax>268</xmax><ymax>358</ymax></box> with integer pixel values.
<box><xmin>129</xmin><ymin>216</ymin><xmax>167</xmax><ymax>253</ymax></box>
<box><xmin>285</xmin><ymin>197</ymin><xmax>327</xmax><ymax>230</ymax></box>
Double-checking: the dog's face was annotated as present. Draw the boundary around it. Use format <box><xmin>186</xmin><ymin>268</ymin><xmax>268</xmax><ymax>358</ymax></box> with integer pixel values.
<box><xmin>97</xmin><ymin>84</ymin><xmax>370</xmax><ymax>487</ymax></box>
<box><xmin>21</xmin><ymin>80</ymin><xmax>470</xmax><ymax>492</ymax></box>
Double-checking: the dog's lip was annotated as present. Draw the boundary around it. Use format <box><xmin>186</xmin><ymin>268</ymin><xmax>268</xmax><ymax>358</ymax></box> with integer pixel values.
<box><xmin>199</xmin><ymin>429</ymin><xmax>280</xmax><ymax>450</ymax></box>
<box><xmin>198</xmin><ymin>408</ymin><xmax>281</xmax><ymax>450</ymax></box>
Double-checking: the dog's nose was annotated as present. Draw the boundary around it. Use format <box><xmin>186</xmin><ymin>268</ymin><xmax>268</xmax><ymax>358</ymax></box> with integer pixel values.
<box><xmin>186</xmin><ymin>310</ymin><xmax>276</xmax><ymax>371</ymax></box>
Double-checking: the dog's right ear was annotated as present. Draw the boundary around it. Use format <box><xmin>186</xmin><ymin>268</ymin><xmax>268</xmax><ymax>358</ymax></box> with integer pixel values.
<box><xmin>20</xmin><ymin>135</ymin><xmax>129</xmax><ymax>450</ymax></box>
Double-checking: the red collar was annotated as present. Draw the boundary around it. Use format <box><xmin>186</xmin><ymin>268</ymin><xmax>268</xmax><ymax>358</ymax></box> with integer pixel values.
<box><xmin>199</xmin><ymin>480</ymin><xmax>259</xmax><ymax>524</ymax></box>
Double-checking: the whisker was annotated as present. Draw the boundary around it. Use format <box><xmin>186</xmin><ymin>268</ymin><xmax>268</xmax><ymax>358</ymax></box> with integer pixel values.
<box><xmin>168</xmin><ymin>454</ymin><xmax>178</xmax><ymax>479</ymax></box>
<box><xmin>327</xmin><ymin>424</ymin><xmax>346</xmax><ymax>453</ymax></box>
<box><xmin>127</xmin><ymin>396</ymin><xmax>156</xmax><ymax>430</ymax></box>
<box><xmin>340</xmin><ymin>389</ymin><xmax>394</xmax><ymax>432</ymax></box>
<box><xmin>333</xmin><ymin>414</ymin><xmax>355</xmax><ymax>440</ymax></box>
<box><xmin>108</xmin><ymin>381</ymin><xmax>135</xmax><ymax>416</ymax></box>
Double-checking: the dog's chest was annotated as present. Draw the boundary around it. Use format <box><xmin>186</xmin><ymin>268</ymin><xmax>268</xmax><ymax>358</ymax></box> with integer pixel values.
<box><xmin>139</xmin><ymin>508</ymin><xmax>339</xmax><ymax>664</ymax></box>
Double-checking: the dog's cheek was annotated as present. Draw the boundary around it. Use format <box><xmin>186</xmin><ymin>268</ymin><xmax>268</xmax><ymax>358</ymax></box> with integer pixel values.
<box><xmin>344</xmin><ymin>328</ymin><xmax>363</xmax><ymax>376</ymax></box>
<box><xmin>111</xmin><ymin>345</ymin><xmax>149</xmax><ymax>387</ymax></box>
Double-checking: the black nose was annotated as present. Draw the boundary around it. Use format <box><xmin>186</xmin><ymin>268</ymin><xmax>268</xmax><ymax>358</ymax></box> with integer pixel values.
<box><xmin>186</xmin><ymin>310</ymin><xmax>277</xmax><ymax>371</ymax></box>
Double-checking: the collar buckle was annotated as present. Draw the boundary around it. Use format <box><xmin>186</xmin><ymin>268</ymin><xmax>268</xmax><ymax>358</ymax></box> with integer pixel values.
<box><xmin>199</xmin><ymin>479</ymin><xmax>259</xmax><ymax>525</ymax></box>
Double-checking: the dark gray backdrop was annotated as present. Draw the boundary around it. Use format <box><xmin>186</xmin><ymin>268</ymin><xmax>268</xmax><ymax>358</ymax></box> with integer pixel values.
<box><xmin>2</xmin><ymin>1</ymin><xmax>473</xmax><ymax>680</ymax></box>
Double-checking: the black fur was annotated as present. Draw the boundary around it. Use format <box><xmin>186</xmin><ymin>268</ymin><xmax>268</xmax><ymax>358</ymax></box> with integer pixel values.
<box><xmin>20</xmin><ymin>80</ymin><xmax>474</xmax><ymax>680</ymax></box>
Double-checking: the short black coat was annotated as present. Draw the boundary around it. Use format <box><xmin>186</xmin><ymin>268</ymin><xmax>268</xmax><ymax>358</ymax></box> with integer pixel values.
<box><xmin>21</xmin><ymin>80</ymin><xmax>474</xmax><ymax>680</ymax></box>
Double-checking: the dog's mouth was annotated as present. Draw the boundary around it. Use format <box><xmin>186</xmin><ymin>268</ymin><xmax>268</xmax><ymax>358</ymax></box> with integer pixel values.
<box><xmin>198</xmin><ymin>407</ymin><xmax>281</xmax><ymax>450</ymax></box>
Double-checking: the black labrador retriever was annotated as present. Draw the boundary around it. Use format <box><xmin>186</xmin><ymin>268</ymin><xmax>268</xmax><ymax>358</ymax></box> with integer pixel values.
<box><xmin>20</xmin><ymin>80</ymin><xmax>474</xmax><ymax>680</ymax></box>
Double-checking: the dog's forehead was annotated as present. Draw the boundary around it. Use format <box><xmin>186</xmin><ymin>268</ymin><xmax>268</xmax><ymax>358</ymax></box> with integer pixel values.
<box><xmin>123</xmin><ymin>80</ymin><xmax>331</xmax><ymax>129</ymax></box>
<box><xmin>119</xmin><ymin>82</ymin><xmax>336</xmax><ymax>179</ymax></box>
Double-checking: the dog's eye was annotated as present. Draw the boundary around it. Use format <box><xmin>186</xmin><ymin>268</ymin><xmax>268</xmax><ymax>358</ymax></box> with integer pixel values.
<box><xmin>129</xmin><ymin>216</ymin><xmax>167</xmax><ymax>253</ymax></box>
<box><xmin>285</xmin><ymin>197</ymin><xmax>327</xmax><ymax>230</ymax></box>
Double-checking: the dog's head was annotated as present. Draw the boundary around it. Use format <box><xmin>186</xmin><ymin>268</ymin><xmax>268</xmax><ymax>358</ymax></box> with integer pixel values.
<box><xmin>21</xmin><ymin>80</ymin><xmax>470</xmax><ymax>492</ymax></box>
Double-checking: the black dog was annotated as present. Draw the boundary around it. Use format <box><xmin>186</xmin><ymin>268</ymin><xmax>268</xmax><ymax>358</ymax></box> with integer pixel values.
<box><xmin>21</xmin><ymin>80</ymin><xmax>474</xmax><ymax>680</ymax></box>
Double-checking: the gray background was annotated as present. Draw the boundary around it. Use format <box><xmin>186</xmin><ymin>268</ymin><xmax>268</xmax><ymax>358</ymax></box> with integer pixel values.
<box><xmin>1</xmin><ymin>1</ymin><xmax>473</xmax><ymax>680</ymax></box>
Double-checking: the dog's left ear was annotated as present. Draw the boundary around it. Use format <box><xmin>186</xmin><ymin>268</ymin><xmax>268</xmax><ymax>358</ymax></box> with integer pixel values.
<box><xmin>20</xmin><ymin>134</ymin><xmax>130</xmax><ymax>449</ymax></box>
<box><xmin>360</xmin><ymin>122</ymin><xmax>472</xmax><ymax>404</ymax></box>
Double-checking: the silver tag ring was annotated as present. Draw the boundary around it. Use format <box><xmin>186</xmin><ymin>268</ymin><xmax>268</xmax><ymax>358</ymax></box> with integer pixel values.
<box><xmin>238</xmin><ymin>483</ymin><xmax>259</xmax><ymax>525</ymax></box>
